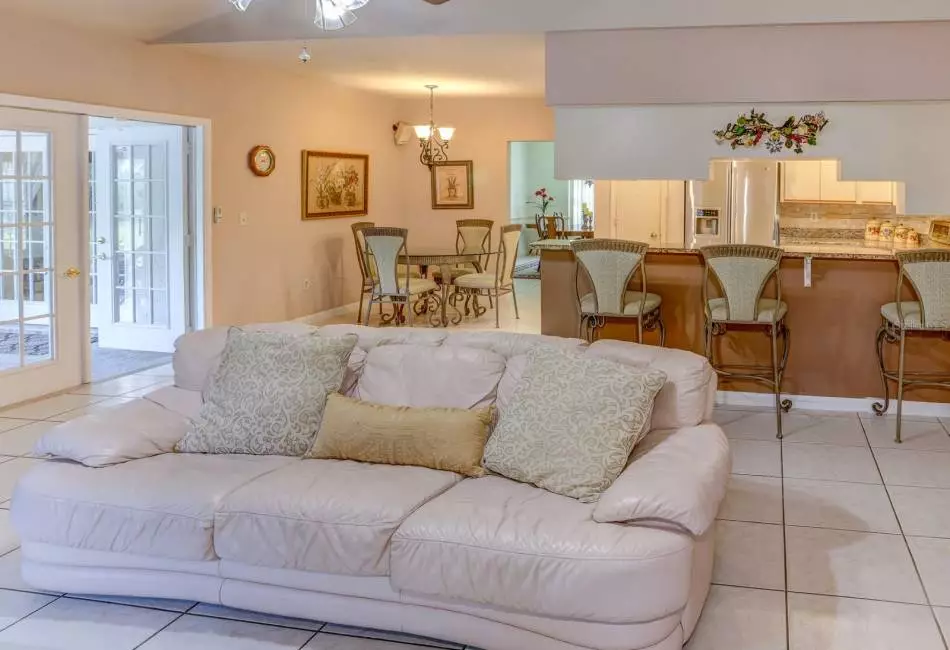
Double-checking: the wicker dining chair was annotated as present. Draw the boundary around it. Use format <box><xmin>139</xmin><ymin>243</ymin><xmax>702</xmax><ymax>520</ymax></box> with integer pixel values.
<box><xmin>535</xmin><ymin>214</ymin><xmax>568</xmax><ymax>240</ymax></box>
<box><xmin>572</xmin><ymin>239</ymin><xmax>665</xmax><ymax>345</ymax></box>
<box><xmin>351</xmin><ymin>222</ymin><xmax>420</xmax><ymax>324</ymax></box>
<box><xmin>454</xmin><ymin>224</ymin><xmax>523</xmax><ymax>328</ymax></box>
<box><xmin>702</xmin><ymin>244</ymin><xmax>791</xmax><ymax>439</ymax></box>
<box><xmin>433</xmin><ymin>218</ymin><xmax>493</xmax><ymax>283</ymax></box>
<box><xmin>362</xmin><ymin>227</ymin><xmax>438</xmax><ymax>327</ymax></box>
<box><xmin>872</xmin><ymin>249</ymin><xmax>950</xmax><ymax>443</ymax></box>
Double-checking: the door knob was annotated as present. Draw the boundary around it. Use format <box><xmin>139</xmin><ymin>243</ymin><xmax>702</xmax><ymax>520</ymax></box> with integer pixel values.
<box><xmin>650</xmin><ymin>232</ymin><xmax>659</xmax><ymax>239</ymax></box>
<box><xmin>96</xmin><ymin>237</ymin><xmax>107</xmax><ymax>245</ymax></box>
<box><xmin>62</xmin><ymin>267</ymin><xmax>81</xmax><ymax>280</ymax></box>
<box><xmin>96</xmin><ymin>253</ymin><xmax>109</xmax><ymax>261</ymax></box>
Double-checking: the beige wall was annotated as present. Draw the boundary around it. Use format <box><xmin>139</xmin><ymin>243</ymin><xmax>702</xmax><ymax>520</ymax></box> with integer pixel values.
<box><xmin>0</xmin><ymin>11</ymin><xmax>402</xmax><ymax>325</ymax></box>
<box><xmin>0</xmin><ymin>13</ymin><xmax>555</xmax><ymax>324</ymax></box>
<box><xmin>394</xmin><ymin>97</ymin><xmax>554</xmax><ymax>249</ymax></box>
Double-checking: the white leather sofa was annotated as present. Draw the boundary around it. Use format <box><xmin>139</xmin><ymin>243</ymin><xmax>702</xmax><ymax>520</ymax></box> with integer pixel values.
<box><xmin>11</xmin><ymin>325</ymin><xmax>729</xmax><ymax>650</ymax></box>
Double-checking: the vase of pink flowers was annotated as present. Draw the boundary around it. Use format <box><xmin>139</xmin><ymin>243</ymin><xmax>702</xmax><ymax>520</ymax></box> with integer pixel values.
<box><xmin>529</xmin><ymin>187</ymin><xmax>555</xmax><ymax>216</ymax></box>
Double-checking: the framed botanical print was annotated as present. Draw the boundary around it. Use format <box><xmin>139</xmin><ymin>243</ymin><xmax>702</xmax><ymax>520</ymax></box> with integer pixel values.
<box><xmin>301</xmin><ymin>151</ymin><xmax>369</xmax><ymax>220</ymax></box>
<box><xmin>431</xmin><ymin>161</ymin><xmax>474</xmax><ymax>210</ymax></box>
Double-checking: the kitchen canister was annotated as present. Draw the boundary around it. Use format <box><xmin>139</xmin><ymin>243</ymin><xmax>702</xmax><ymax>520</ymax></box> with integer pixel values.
<box><xmin>906</xmin><ymin>229</ymin><xmax>921</xmax><ymax>247</ymax></box>
<box><xmin>894</xmin><ymin>223</ymin><xmax>909</xmax><ymax>246</ymax></box>
<box><xmin>865</xmin><ymin>218</ymin><xmax>881</xmax><ymax>241</ymax></box>
<box><xmin>879</xmin><ymin>220</ymin><xmax>895</xmax><ymax>242</ymax></box>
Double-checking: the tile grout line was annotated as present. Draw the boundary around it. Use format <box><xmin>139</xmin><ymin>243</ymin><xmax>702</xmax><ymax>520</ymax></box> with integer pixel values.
<box><xmin>129</xmin><ymin>609</ymin><xmax>188</xmax><ymax>649</ymax></box>
<box><xmin>858</xmin><ymin>415</ymin><xmax>950</xmax><ymax>650</ymax></box>
<box><xmin>779</xmin><ymin>423</ymin><xmax>791</xmax><ymax>650</ymax></box>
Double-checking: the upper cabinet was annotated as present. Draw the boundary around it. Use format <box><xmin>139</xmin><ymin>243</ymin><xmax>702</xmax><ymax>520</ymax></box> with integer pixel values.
<box><xmin>781</xmin><ymin>161</ymin><xmax>897</xmax><ymax>204</ymax></box>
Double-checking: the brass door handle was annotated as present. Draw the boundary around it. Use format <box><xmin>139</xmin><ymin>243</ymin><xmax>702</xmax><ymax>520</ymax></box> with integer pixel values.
<box><xmin>62</xmin><ymin>267</ymin><xmax>81</xmax><ymax>279</ymax></box>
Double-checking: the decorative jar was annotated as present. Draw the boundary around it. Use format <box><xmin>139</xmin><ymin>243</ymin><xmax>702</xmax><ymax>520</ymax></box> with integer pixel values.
<box><xmin>865</xmin><ymin>218</ymin><xmax>881</xmax><ymax>241</ymax></box>
<box><xmin>894</xmin><ymin>224</ymin><xmax>909</xmax><ymax>246</ymax></box>
<box><xmin>879</xmin><ymin>220</ymin><xmax>895</xmax><ymax>242</ymax></box>
<box><xmin>906</xmin><ymin>229</ymin><xmax>921</xmax><ymax>247</ymax></box>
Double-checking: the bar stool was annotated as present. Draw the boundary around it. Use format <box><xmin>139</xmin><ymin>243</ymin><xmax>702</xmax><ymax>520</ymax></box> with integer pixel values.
<box><xmin>572</xmin><ymin>239</ymin><xmax>665</xmax><ymax>345</ymax></box>
<box><xmin>872</xmin><ymin>249</ymin><xmax>950</xmax><ymax>443</ymax></box>
<box><xmin>701</xmin><ymin>245</ymin><xmax>791</xmax><ymax>439</ymax></box>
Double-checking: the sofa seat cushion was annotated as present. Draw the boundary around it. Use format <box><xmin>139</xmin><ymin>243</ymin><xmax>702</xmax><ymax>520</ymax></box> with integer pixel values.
<box><xmin>390</xmin><ymin>476</ymin><xmax>695</xmax><ymax>624</ymax></box>
<box><xmin>215</xmin><ymin>459</ymin><xmax>461</xmax><ymax>576</ymax></box>
<box><xmin>12</xmin><ymin>454</ymin><xmax>294</xmax><ymax>562</ymax></box>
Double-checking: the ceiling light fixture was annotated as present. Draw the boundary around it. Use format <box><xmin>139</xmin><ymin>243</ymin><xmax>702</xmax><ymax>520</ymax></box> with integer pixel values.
<box><xmin>229</xmin><ymin>0</ymin><xmax>372</xmax><ymax>31</ymax></box>
<box><xmin>415</xmin><ymin>85</ymin><xmax>454</xmax><ymax>168</ymax></box>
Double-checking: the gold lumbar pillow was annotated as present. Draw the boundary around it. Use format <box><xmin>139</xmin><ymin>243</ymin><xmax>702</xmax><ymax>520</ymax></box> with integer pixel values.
<box><xmin>308</xmin><ymin>394</ymin><xmax>493</xmax><ymax>477</ymax></box>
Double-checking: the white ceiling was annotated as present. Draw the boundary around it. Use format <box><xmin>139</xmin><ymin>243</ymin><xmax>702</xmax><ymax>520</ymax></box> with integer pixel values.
<box><xmin>9</xmin><ymin>0</ymin><xmax>950</xmax><ymax>98</ymax></box>
<box><xmin>177</xmin><ymin>35</ymin><xmax>546</xmax><ymax>97</ymax></box>
<box><xmin>4</xmin><ymin>0</ymin><xmax>227</xmax><ymax>41</ymax></box>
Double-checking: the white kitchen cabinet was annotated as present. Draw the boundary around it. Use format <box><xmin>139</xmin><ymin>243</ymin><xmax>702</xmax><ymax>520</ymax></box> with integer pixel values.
<box><xmin>610</xmin><ymin>181</ymin><xmax>684</xmax><ymax>244</ymax></box>
<box><xmin>782</xmin><ymin>161</ymin><xmax>821</xmax><ymax>202</ymax></box>
<box><xmin>819</xmin><ymin>161</ymin><xmax>857</xmax><ymax>202</ymax></box>
<box><xmin>856</xmin><ymin>182</ymin><xmax>894</xmax><ymax>204</ymax></box>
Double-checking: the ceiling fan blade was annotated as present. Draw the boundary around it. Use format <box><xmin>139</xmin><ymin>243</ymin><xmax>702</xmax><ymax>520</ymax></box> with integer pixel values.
<box><xmin>422</xmin><ymin>0</ymin><xmax>451</xmax><ymax>4</ymax></box>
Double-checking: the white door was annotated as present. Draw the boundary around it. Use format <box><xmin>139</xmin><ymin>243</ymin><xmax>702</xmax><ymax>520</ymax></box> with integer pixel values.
<box><xmin>611</xmin><ymin>181</ymin><xmax>663</xmax><ymax>243</ymax></box>
<box><xmin>93</xmin><ymin>124</ymin><xmax>186</xmax><ymax>353</ymax></box>
<box><xmin>0</xmin><ymin>108</ymin><xmax>83</xmax><ymax>407</ymax></box>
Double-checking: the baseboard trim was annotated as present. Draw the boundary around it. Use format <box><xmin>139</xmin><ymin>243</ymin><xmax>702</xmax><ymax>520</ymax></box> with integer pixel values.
<box><xmin>292</xmin><ymin>302</ymin><xmax>361</xmax><ymax>326</ymax></box>
<box><xmin>717</xmin><ymin>390</ymin><xmax>950</xmax><ymax>418</ymax></box>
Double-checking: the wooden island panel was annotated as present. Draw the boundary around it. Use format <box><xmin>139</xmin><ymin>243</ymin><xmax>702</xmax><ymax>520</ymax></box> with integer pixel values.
<box><xmin>541</xmin><ymin>249</ymin><xmax>950</xmax><ymax>401</ymax></box>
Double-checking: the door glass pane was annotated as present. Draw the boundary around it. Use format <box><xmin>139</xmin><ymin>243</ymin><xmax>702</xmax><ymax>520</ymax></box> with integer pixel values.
<box><xmin>133</xmin><ymin>289</ymin><xmax>152</xmax><ymax>324</ymax></box>
<box><xmin>132</xmin><ymin>181</ymin><xmax>147</xmax><ymax>216</ymax></box>
<box><xmin>152</xmin><ymin>291</ymin><xmax>168</xmax><ymax>326</ymax></box>
<box><xmin>23</xmin><ymin>318</ymin><xmax>52</xmax><ymax>366</ymax></box>
<box><xmin>114</xmin><ymin>181</ymin><xmax>131</xmax><ymax>215</ymax></box>
<box><xmin>114</xmin><ymin>145</ymin><xmax>131</xmax><ymax>180</ymax></box>
<box><xmin>114</xmin><ymin>216</ymin><xmax>132</xmax><ymax>252</ymax></box>
<box><xmin>151</xmin><ymin>253</ymin><xmax>167</xmax><ymax>290</ymax></box>
<box><xmin>20</xmin><ymin>133</ymin><xmax>48</xmax><ymax>177</ymax></box>
<box><xmin>0</xmin><ymin>130</ymin><xmax>53</xmax><ymax>375</ymax></box>
<box><xmin>0</xmin><ymin>132</ymin><xmax>15</xmax><ymax>177</ymax></box>
<box><xmin>150</xmin><ymin>146</ymin><xmax>166</xmax><ymax>180</ymax></box>
<box><xmin>115</xmin><ymin>287</ymin><xmax>132</xmax><ymax>324</ymax></box>
<box><xmin>88</xmin><ymin>150</ymin><xmax>97</xmax><ymax>306</ymax></box>
<box><xmin>149</xmin><ymin>181</ymin><xmax>165</xmax><ymax>216</ymax></box>
<box><xmin>132</xmin><ymin>145</ymin><xmax>148</xmax><ymax>180</ymax></box>
<box><xmin>132</xmin><ymin>253</ymin><xmax>150</xmax><ymax>289</ymax></box>
<box><xmin>133</xmin><ymin>217</ymin><xmax>148</xmax><ymax>250</ymax></box>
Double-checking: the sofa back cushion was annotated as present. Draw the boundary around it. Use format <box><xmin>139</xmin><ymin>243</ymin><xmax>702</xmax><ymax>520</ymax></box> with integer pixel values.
<box><xmin>356</xmin><ymin>344</ymin><xmax>506</xmax><ymax>410</ymax></box>
<box><xmin>584</xmin><ymin>340</ymin><xmax>716</xmax><ymax>430</ymax></box>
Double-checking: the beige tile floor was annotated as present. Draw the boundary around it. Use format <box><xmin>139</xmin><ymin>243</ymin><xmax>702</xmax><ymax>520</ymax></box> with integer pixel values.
<box><xmin>0</xmin><ymin>278</ymin><xmax>947</xmax><ymax>649</ymax></box>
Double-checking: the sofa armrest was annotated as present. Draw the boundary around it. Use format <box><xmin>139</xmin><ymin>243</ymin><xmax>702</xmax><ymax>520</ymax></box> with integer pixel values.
<box><xmin>593</xmin><ymin>425</ymin><xmax>731</xmax><ymax>536</ymax></box>
<box><xmin>34</xmin><ymin>394</ymin><xmax>194</xmax><ymax>467</ymax></box>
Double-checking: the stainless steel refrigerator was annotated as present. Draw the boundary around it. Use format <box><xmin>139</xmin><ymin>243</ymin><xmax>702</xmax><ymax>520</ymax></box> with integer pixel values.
<box><xmin>685</xmin><ymin>160</ymin><xmax>780</xmax><ymax>248</ymax></box>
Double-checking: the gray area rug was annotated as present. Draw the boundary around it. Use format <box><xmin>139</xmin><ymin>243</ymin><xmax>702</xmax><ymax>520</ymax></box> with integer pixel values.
<box><xmin>0</xmin><ymin>326</ymin><xmax>171</xmax><ymax>382</ymax></box>
<box><xmin>513</xmin><ymin>256</ymin><xmax>541</xmax><ymax>279</ymax></box>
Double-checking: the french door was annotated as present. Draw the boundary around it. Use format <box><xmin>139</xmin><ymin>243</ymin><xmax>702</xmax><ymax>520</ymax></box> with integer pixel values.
<box><xmin>92</xmin><ymin>123</ymin><xmax>186</xmax><ymax>353</ymax></box>
<box><xmin>0</xmin><ymin>108</ymin><xmax>83</xmax><ymax>407</ymax></box>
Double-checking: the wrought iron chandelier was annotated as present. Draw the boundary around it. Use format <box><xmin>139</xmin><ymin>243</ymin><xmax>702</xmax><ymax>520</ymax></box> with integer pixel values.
<box><xmin>415</xmin><ymin>85</ymin><xmax>455</xmax><ymax>168</ymax></box>
<box><xmin>229</xmin><ymin>0</ymin><xmax>369</xmax><ymax>31</ymax></box>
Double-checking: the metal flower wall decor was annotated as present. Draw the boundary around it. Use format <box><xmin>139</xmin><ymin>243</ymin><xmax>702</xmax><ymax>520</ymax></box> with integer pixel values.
<box><xmin>714</xmin><ymin>109</ymin><xmax>829</xmax><ymax>154</ymax></box>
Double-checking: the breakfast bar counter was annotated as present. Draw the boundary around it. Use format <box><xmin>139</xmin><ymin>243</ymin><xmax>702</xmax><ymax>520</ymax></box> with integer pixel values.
<box><xmin>539</xmin><ymin>244</ymin><xmax>950</xmax><ymax>401</ymax></box>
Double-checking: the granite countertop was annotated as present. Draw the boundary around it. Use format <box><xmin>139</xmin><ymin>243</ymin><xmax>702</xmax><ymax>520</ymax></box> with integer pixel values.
<box><xmin>531</xmin><ymin>237</ymin><xmax>931</xmax><ymax>260</ymax></box>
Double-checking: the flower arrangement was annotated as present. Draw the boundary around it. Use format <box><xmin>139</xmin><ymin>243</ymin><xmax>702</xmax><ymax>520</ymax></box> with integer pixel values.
<box><xmin>714</xmin><ymin>109</ymin><xmax>829</xmax><ymax>154</ymax></box>
<box><xmin>529</xmin><ymin>187</ymin><xmax>556</xmax><ymax>216</ymax></box>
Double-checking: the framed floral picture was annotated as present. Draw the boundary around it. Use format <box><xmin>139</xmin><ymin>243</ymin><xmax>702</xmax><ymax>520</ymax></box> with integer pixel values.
<box><xmin>431</xmin><ymin>161</ymin><xmax>474</xmax><ymax>210</ymax></box>
<box><xmin>301</xmin><ymin>151</ymin><xmax>369</xmax><ymax>220</ymax></box>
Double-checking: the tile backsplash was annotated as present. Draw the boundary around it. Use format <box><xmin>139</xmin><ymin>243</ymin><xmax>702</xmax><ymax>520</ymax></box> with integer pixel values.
<box><xmin>780</xmin><ymin>202</ymin><xmax>937</xmax><ymax>235</ymax></box>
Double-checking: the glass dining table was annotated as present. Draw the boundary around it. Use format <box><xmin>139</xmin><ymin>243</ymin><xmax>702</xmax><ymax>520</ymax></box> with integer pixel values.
<box><xmin>398</xmin><ymin>250</ymin><xmax>486</xmax><ymax>327</ymax></box>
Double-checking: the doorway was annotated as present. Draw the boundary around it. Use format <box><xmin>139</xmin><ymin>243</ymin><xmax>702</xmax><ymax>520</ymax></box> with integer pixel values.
<box><xmin>87</xmin><ymin>118</ymin><xmax>195</xmax><ymax>381</ymax></box>
<box><xmin>0</xmin><ymin>107</ymin><xmax>84</xmax><ymax>405</ymax></box>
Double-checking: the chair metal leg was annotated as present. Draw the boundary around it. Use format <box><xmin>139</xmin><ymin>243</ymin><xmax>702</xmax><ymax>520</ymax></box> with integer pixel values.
<box><xmin>495</xmin><ymin>291</ymin><xmax>500</xmax><ymax>329</ymax></box>
<box><xmin>872</xmin><ymin>322</ymin><xmax>893</xmax><ymax>416</ymax></box>
<box><xmin>511</xmin><ymin>286</ymin><xmax>520</xmax><ymax>320</ymax></box>
<box><xmin>406</xmin><ymin>297</ymin><xmax>414</xmax><ymax>328</ymax></box>
<box><xmin>658</xmin><ymin>315</ymin><xmax>666</xmax><ymax>347</ymax></box>
<box><xmin>363</xmin><ymin>297</ymin><xmax>373</xmax><ymax>326</ymax></box>
<box><xmin>357</xmin><ymin>292</ymin><xmax>366</xmax><ymax>325</ymax></box>
<box><xmin>896</xmin><ymin>329</ymin><xmax>906</xmax><ymax>444</ymax></box>
<box><xmin>637</xmin><ymin>320</ymin><xmax>643</xmax><ymax>345</ymax></box>
<box><xmin>771</xmin><ymin>323</ymin><xmax>783</xmax><ymax>440</ymax></box>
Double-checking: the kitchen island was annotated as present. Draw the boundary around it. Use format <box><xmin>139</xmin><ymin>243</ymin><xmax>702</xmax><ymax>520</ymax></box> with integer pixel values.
<box><xmin>538</xmin><ymin>241</ymin><xmax>950</xmax><ymax>401</ymax></box>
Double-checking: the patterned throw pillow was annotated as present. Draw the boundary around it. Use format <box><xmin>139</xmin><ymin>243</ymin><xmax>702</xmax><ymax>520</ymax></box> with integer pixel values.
<box><xmin>482</xmin><ymin>346</ymin><xmax>667</xmax><ymax>502</ymax></box>
<box><xmin>175</xmin><ymin>329</ymin><xmax>358</xmax><ymax>456</ymax></box>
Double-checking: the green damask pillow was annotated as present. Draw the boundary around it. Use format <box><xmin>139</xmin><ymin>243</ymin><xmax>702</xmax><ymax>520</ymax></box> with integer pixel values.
<box><xmin>482</xmin><ymin>346</ymin><xmax>667</xmax><ymax>502</ymax></box>
<box><xmin>176</xmin><ymin>329</ymin><xmax>357</xmax><ymax>456</ymax></box>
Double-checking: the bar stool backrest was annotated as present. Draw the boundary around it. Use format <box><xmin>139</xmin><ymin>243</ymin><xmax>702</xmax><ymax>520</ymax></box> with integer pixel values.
<box><xmin>496</xmin><ymin>224</ymin><xmax>523</xmax><ymax>287</ymax></box>
<box><xmin>363</xmin><ymin>227</ymin><xmax>409</xmax><ymax>296</ymax></box>
<box><xmin>895</xmin><ymin>249</ymin><xmax>950</xmax><ymax>329</ymax></box>
<box><xmin>572</xmin><ymin>239</ymin><xmax>649</xmax><ymax>316</ymax></box>
<box><xmin>702</xmin><ymin>245</ymin><xmax>783</xmax><ymax>322</ymax></box>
